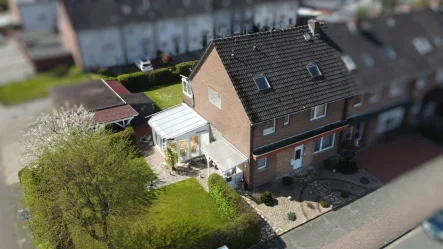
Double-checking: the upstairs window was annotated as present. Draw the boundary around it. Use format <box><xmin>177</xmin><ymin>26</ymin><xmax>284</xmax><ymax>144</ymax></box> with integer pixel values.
<box><xmin>436</xmin><ymin>68</ymin><xmax>443</xmax><ymax>83</ymax></box>
<box><xmin>353</xmin><ymin>94</ymin><xmax>363</xmax><ymax>107</ymax></box>
<box><xmin>389</xmin><ymin>80</ymin><xmax>404</xmax><ymax>97</ymax></box>
<box><xmin>416</xmin><ymin>76</ymin><xmax>427</xmax><ymax>89</ymax></box>
<box><xmin>306</xmin><ymin>63</ymin><xmax>323</xmax><ymax>78</ymax></box>
<box><xmin>253</xmin><ymin>75</ymin><xmax>271</xmax><ymax>91</ymax></box>
<box><xmin>263</xmin><ymin>119</ymin><xmax>275</xmax><ymax>136</ymax></box>
<box><xmin>382</xmin><ymin>47</ymin><xmax>397</xmax><ymax>60</ymax></box>
<box><xmin>342</xmin><ymin>55</ymin><xmax>357</xmax><ymax>71</ymax></box>
<box><xmin>369</xmin><ymin>88</ymin><xmax>382</xmax><ymax>103</ymax></box>
<box><xmin>413</xmin><ymin>37</ymin><xmax>432</xmax><ymax>55</ymax></box>
<box><xmin>310</xmin><ymin>104</ymin><xmax>327</xmax><ymax>120</ymax></box>
<box><xmin>361</xmin><ymin>53</ymin><xmax>375</xmax><ymax>67</ymax></box>
<box><xmin>284</xmin><ymin>115</ymin><xmax>290</xmax><ymax>125</ymax></box>
<box><xmin>182</xmin><ymin>78</ymin><xmax>192</xmax><ymax>97</ymax></box>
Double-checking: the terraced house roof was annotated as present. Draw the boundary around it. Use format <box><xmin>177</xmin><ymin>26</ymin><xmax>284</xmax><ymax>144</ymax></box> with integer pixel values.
<box><xmin>205</xmin><ymin>23</ymin><xmax>357</xmax><ymax>123</ymax></box>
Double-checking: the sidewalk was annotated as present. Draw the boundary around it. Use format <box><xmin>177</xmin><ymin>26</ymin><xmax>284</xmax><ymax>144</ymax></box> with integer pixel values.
<box><xmin>256</xmin><ymin>154</ymin><xmax>443</xmax><ymax>249</ymax></box>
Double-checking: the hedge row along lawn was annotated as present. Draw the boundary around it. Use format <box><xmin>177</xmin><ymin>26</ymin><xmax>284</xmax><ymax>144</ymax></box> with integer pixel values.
<box><xmin>144</xmin><ymin>82</ymin><xmax>183</xmax><ymax>110</ymax></box>
<box><xmin>0</xmin><ymin>67</ymin><xmax>115</xmax><ymax>106</ymax></box>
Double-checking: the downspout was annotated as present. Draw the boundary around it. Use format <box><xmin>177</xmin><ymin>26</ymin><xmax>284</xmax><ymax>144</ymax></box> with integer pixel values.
<box><xmin>339</xmin><ymin>97</ymin><xmax>350</xmax><ymax>153</ymax></box>
<box><xmin>248</xmin><ymin>123</ymin><xmax>254</xmax><ymax>190</ymax></box>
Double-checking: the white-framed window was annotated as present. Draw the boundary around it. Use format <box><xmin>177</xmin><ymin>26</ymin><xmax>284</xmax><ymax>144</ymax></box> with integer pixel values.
<box><xmin>436</xmin><ymin>68</ymin><xmax>443</xmax><ymax>83</ymax></box>
<box><xmin>284</xmin><ymin>115</ymin><xmax>290</xmax><ymax>125</ymax></box>
<box><xmin>369</xmin><ymin>88</ymin><xmax>382</xmax><ymax>103</ymax></box>
<box><xmin>257</xmin><ymin>157</ymin><xmax>267</xmax><ymax>170</ymax></box>
<box><xmin>416</xmin><ymin>76</ymin><xmax>427</xmax><ymax>89</ymax></box>
<box><xmin>342</xmin><ymin>55</ymin><xmax>357</xmax><ymax>72</ymax></box>
<box><xmin>208</xmin><ymin>87</ymin><xmax>221</xmax><ymax>109</ymax></box>
<box><xmin>353</xmin><ymin>94</ymin><xmax>363</xmax><ymax>107</ymax></box>
<box><xmin>263</xmin><ymin>119</ymin><xmax>275</xmax><ymax>136</ymax></box>
<box><xmin>361</xmin><ymin>53</ymin><xmax>375</xmax><ymax>67</ymax></box>
<box><xmin>314</xmin><ymin>133</ymin><xmax>335</xmax><ymax>154</ymax></box>
<box><xmin>389</xmin><ymin>80</ymin><xmax>404</xmax><ymax>97</ymax></box>
<box><xmin>413</xmin><ymin>37</ymin><xmax>432</xmax><ymax>55</ymax></box>
<box><xmin>182</xmin><ymin>78</ymin><xmax>192</xmax><ymax>97</ymax></box>
<box><xmin>310</xmin><ymin>104</ymin><xmax>327</xmax><ymax>120</ymax></box>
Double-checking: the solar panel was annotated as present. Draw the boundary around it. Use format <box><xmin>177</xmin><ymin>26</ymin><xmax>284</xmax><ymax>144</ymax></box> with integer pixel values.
<box><xmin>306</xmin><ymin>64</ymin><xmax>322</xmax><ymax>78</ymax></box>
<box><xmin>253</xmin><ymin>76</ymin><xmax>271</xmax><ymax>91</ymax></box>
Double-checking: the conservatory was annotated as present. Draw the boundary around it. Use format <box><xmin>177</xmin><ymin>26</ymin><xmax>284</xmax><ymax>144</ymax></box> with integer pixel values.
<box><xmin>148</xmin><ymin>103</ymin><xmax>210</xmax><ymax>162</ymax></box>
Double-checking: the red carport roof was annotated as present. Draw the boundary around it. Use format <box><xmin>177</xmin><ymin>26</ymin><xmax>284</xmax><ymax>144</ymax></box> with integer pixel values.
<box><xmin>106</xmin><ymin>80</ymin><xmax>130</xmax><ymax>95</ymax></box>
<box><xmin>93</xmin><ymin>105</ymin><xmax>138</xmax><ymax>123</ymax></box>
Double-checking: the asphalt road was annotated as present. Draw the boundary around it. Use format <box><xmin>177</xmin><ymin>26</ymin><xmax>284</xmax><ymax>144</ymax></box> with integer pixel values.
<box><xmin>385</xmin><ymin>226</ymin><xmax>443</xmax><ymax>249</ymax></box>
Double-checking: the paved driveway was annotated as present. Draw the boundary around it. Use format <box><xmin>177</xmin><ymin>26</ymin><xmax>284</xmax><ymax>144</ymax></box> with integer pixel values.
<box><xmin>355</xmin><ymin>135</ymin><xmax>443</xmax><ymax>183</ymax></box>
<box><xmin>0</xmin><ymin>38</ymin><xmax>35</xmax><ymax>86</ymax></box>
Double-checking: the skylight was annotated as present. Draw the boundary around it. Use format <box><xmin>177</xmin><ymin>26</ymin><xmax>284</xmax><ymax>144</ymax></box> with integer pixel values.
<box><xmin>341</xmin><ymin>55</ymin><xmax>356</xmax><ymax>71</ymax></box>
<box><xmin>306</xmin><ymin>63</ymin><xmax>323</xmax><ymax>78</ymax></box>
<box><xmin>361</xmin><ymin>53</ymin><xmax>375</xmax><ymax>67</ymax></box>
<box><xmin>382</xmin><ymin>47</ymin><xmax>397</xmax><ymax>60</ymax></box>
<box><xmin>413</xmin><ymin>37</ymin><xmax>432</xmax><ymax>55</ymax></box>
<box><xmin>253</xmin><ymin>75</ymin><xmax>271</xmax><ymax>91</ymax></box>
<box><xmin>433</xmin><ymin>36</ymin><xmax>442</xmax><ymax>46</ymax></box>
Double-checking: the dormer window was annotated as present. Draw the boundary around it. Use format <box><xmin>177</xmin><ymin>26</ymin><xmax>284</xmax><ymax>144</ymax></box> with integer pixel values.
<box><xmin>342</xmin><ymin>55</ymin><xmax>356</xmax><ymax>71</ymax></box>
<box><xmin>382</xmin><ymin>47</ymin><xmax>397</xmax><ymax>60</ymax></box>
<box><xmin>306</xmin><ymin>63</ymin><xmax>322</xmax><ymax>78</ymax></box>
<box><xmin>253</xmin><ymin>75</ymin><xmax>271</xmax><ymax>91</ymax></box>
<box><xmin>413</xmin><ymin>37</ymin><xmax>432</xmax><ymax>55</ymax></box>
<box><xmin>361</xmin><ymin>53</ymin><xmax>374</xmax><ymax>67</ymax></box>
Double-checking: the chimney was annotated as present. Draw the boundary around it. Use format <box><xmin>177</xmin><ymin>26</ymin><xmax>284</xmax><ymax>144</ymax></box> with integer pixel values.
<box><xmin>308</xmin><ymin>19</ymin><xmax>320</xmax><ymax>36</ymax></box>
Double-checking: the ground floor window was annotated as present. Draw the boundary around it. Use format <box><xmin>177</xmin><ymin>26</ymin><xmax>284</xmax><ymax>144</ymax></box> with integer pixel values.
<box><xmin>376</xmin><ymin>107</ymin><xmax>405</xmax><ymax>134</ymax></box>
<box><xmin>257</xmin><ymin>157</ymin><xmax>267</xmax><ymax>170</ymax></box>
<box><xmin>314</xmin><ymin>133</ymin><xmax>335</xmax><ymax>154</ymax></box>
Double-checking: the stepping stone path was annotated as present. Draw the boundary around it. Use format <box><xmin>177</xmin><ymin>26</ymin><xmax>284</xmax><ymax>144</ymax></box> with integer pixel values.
<box><xmin>308</xmin><ymin>181</ymin><xmax>344</xmax><ymax>206</ymax></box>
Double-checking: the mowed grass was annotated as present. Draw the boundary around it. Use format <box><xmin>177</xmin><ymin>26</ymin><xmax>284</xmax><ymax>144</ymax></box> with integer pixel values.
<box><xmin>144</xmin><ymin>82</ymin><xmax>183</xmax><ymax>110</ymax></box>
<box><xmin>0</xmin><ymin>67</ymin><xmax>115</xmax><ymax>106</ymax></box>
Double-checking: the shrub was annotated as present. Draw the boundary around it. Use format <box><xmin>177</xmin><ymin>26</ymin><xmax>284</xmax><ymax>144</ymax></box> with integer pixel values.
<box><xmin>320</xmin><ymin>200</ymin><xmax>330</xmax><ymax>208</ymax></box>
<box><xmin>306</xmin><ymin>202</ymin><xmax>315</xmax><ymax>210</ymax></box>
<box><xmin>341</xmin><ymin>192</ymin><xmax>350</xmax><ymax>199</ymax></box>
<box><xmin>287</xmin><ymin>212</ymin><xmax>297</xmax><ymax>221</ymax></box>
<box><xmin>342</xmin><ymin>139</ymin><xmax>355</xmax><ymax>150</ymax></box>
<box><xmin>164</xmin><ymin>147</ymin><xmax>178</xmax><ymax>171</ymax></box>
<box><xmin>323</xmin><ymin>158</ymin><xmax>336</xmax><ymax>171</ymax></box>
<box><xmin>208</xmin><ymin>174</ymin><xmax>248</xmax><ymax>219</ymax></box>
<box><xmin>260</xmin><ymin>191</ymin><xmax>274</xmax><ymax>207</ymax></box>
<box><xmin>336</xmin><ymin>160</ymin><xmax>358</xmax><ymax>175</ymax></box>
<box><xmin>161</xmin><ymin>53</ymin><xmax>172</xmax><ymax>65</ymax></box>
<box><xmin>117</xmin><ymin>67</ymin><xmax>180</xmax><ymax>92</ymax></box>
<box><xmin>282</xmin><ymin>176</ymin><xmax>293</xmax><ymax>186</ymax></box>
<box><xmin>114</xmin><ymin>129</ymin><xmax>136</xmax><ymax>145</ymax></box>
<box><xmin>175</xmin><ymin>60</ymin><xmax>198</xmax><ymax>76</ymax></box>
<box><xmin>51</xmin><ymin>65</ymin><xmax>70</xmax><ymax>77</ymax></box>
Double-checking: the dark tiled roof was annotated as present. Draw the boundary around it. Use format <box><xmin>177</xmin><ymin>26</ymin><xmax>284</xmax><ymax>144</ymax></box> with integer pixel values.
<box><xmin>211</xmin><ymin>24</ymin><xmax>357</xmax><ymax>123</ymax></box>
<box><xmin>121</xmin><ymin>93</ymin><xmax>154</xmax><ymax>105</ymax></box>
<box><xmin>327</xmin><ymin>9</ymin><xmax>443</xmax><ymax>90</ymax></box>
<box><xmin>50</xmin><ymin>80</ymin><xmax>124</xmax><ymax>111</ymax></box>
<box><xmin>93</xmin><ymin>105</ymin><xmax>138</xmax><ymax>123</ymax></box>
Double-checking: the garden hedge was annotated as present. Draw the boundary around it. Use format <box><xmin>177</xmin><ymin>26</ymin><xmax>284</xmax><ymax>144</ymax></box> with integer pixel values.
<box><xmin>175</xmin><ymin>60</ymin><xmax>198</xmax><ymax>76</ymax></box>
<box><xmin>117</xmin><ymin>68</ymin><xmax>180</xmax><ymax>92</ymax></box>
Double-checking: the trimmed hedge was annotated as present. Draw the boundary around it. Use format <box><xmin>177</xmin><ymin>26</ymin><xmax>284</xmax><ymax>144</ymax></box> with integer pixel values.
<box><xmin>206</xmin><ymin>174</ymin><xmax>260</xmax><ymax>249</ymax></box>
<box><xmin>175</xmin><ymin>60</ymin><xmax>198</xmax><ymax>76</ymax></box>
<box><xmin>118</xmin><ymin>68</ymin><xmax>180</xmax><ymax>92</ymax></box>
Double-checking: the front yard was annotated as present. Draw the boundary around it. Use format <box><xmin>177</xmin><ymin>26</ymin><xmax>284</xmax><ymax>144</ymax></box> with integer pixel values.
<box><xmin>144</xmin><ymin>82</ymin><xmax>183</xmax><ymax>110</ymax></box>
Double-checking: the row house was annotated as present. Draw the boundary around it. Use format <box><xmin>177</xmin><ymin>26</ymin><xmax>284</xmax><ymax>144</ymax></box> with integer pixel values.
<box><xmin>9</xmin><ymin>0</ymin><xmax>58</xmax><ymax>31</ymax></box>
<box><xmin>57</xmin><ymin>0</ymin><xmax>298</xmax><ymax>71</ymax></box>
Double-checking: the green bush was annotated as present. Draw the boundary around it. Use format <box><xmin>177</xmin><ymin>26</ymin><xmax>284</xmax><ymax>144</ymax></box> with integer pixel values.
<box><xmin>118</xmin><ymin>68</ymin><xmax>180</xmax><ymax>92</ymax></box>
<box><xmin>320</xmin><ymin>200</ymin><xmax>330</xmax><ymax>208</ymax></box>
<box><xmin>113</xmin><ymin>129</ymin><xmax>136</xmax><ymax>145</ymax></box>
<box><xmin>208</xmin><ymin>174</ymin><xmax>247</xmax><ymax>219</ymax></box>
<box><xmin>336</xmin><ymin>160</ymin><xmax>358</xmax><ymax>175</ymax></box>
<box><xmin>287</xmin><ymin>212</ymin><xmax>297</xmax><ymax>221</ymax></box>
<box><xmin>260</xmin><ymin>191</ymin><xmax>274</xmax><ymax>207</ymax></box>
<box><xmin>175</xmin><ymin>60</ymin><xmax>198</xmax><ymax>76</ymax></box>
<box><xmin>282</xmin><ymin>176</ymin><xmax>293</xmax><ymax>186</ymax></box>
<box><xmin>306</xmin><ymin>202</ymin><xmax>315</xmax><ymax>210</ymax></box>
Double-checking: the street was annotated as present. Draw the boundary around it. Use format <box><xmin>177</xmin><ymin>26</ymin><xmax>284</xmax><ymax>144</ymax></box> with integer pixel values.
<box><xmin>385</xmin><ymin>226</ymin><xmax>443</xmax><ymax>249</ymax></box>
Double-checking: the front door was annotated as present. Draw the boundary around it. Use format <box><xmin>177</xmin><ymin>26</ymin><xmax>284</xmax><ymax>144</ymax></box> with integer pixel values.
<box><xmin>293</xmin><ymin>145</ymin><xmax>303</xmax><ymax>170</ymax></box>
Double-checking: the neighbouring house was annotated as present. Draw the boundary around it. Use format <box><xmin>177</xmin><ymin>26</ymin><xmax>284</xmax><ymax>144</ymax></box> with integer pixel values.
<box><xmin>327</xmin><ymin>9</ymin><xmax>443</xmax><ymax>148</ymax></box>
<box><xmin>8</xmin><ymin>0</ymin><xmax>58</xmax><ymax>31</ymax></box>
<box><xmin>149</xmin><ymin>20</ymin><xmax>358</xmax><ymax>189</ymax></box>
<box><xmin>50</xmin><ymin>79</ymin><xmax>139</xmax><ymax>129</ymax></box>
<box><xmin>57</xmin><ymin>0</ymin><xmax>298</xmax><ymax>71</ymax></box>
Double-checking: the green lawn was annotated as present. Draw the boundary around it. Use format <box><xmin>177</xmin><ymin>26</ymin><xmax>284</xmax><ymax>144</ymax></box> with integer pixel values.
<box><xmin>0</xmin><ymin>67</ymin><xmax>115</xmax><ymax>106</ymax></box>
<box><xmin>144</xmin><ymin>83</ymin><xmax>183</xmax><ymax>110</ymax></box>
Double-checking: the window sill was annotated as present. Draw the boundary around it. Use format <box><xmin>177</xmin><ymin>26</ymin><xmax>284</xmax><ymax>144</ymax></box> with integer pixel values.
<box><xmin>258</xmin><ymin>167</ymin><xmax>268</xmax><ymax>173</ymax></box>
<box><xmin>263</xmin><ymin>131</ymin><xmax>275</xmax><ymax>136</ymax></box>
<box><xmin>313</xmin><ymin>146</ymin><xmax>334</xmax><ymax>155</ymax></box>
<box><xmin>310</xmin><ymin>116</ymin><xmax>326</xmax><ymax>122</ymax></box>
<box><xmin>183</xmin><ymin>92</ymin><xmax>193</xmax><ymax>98</ymax></box>
<box><xmin>353</xmin><ymin>104</ymin><xmax>362</xmax><ymax>108</ymax></box>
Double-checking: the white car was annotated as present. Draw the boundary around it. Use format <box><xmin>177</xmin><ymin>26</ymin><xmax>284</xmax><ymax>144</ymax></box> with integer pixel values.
<box><xmin>135</xmin><ymin>59</ymin><xmax>153</xmax><ymax>72</ymax></box>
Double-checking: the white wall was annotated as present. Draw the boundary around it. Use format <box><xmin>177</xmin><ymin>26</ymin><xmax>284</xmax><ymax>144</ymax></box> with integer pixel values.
<box><xmin>214</xmin><ymin>9</ymin><xmax>232</xmax><ymax>38</ymax></box>
<box><xmin>275</xmin><ymin>1</ymin><xmax>298</xmax><ymax>29</ymax></box>
<box><xmin>122</xmin><ymin>22</ymin><xmax>156</xmax><ymax>63</ymax></box>
<box><xmin>78</xmin><ymin>28</ymin><xmax>126</xmax><ymax>70</ymax></box>
<box><xmin>19</xmin><ymin>2</ymin><xmax>57</xmax><ymax>31</ymax></box>
<box><xmin>156</xmin><ymin>18</ymin><xmax>187</xmax><ymax>55</ymax></box>
<box><xmin>187</xmin><ymin>14</ymin><xmax>213</xmax><ymax>51</ymax></box>
<box><xmin>254</xmin><ymin>3</ymin><xmax>275</xmax><ymax>31</ymax></box>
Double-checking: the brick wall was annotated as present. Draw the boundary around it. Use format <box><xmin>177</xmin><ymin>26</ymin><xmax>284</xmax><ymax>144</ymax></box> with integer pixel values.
<box><xmin>57</xmin><ymin>2</ymin><xmax>83</xmax><ymax>69</ymax></box>
<box><xmin>253</xmin><ymin>99</ymin><xmax>346</xmax><ymax>149</ymax></box>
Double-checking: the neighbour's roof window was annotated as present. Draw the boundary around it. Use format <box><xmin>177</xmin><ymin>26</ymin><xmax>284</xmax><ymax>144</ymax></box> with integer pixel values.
<box><xmin>361</xmin><ymin>53</ymin><xmax>375</xmax><ymax>67</ymax></box>
<box><xmin>382</xmin><ymin>47</ymin><xmax>397</xmax><ymax>60</ymax></box>
<box><xmin>253</xmin><ymin>75</ymin><xmax>271</xmax><ymax>91</ymax></box>
<box><xmin>306</xmin><ymin>63</ymin><xmax>323</xmax><ymax>78</ymax></box>
<box><xmin>341</xmin><ymin>55</ymin><xmax>357</xmax><ymax>71</ymax></box>
<box><xmin>433</xmin><ymin>36</ymin><xmax>442</xmax><ymax>46</ymax></box>
<box><xmin>413</xmin><ymin>37</ymin><xmax>433</xmax><ymax>55</ymax></box>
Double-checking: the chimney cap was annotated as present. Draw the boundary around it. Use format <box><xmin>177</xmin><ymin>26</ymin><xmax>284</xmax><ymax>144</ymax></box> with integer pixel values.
<box><xmin>308</xmin><ymin>19</ymin><xmax>320</xmax><ymax>36</ymax></box>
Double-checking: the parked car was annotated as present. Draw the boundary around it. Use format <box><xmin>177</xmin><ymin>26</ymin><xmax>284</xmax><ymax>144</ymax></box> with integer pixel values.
<box><xmin>135</xmin><ymin>59</ymin><xmax>153</xmax><ymax>72</ymax></box>
<box><xmin>423</xmin><ymin>210</ymin><xmax>443</xmax><ymax>241</ymax></box>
